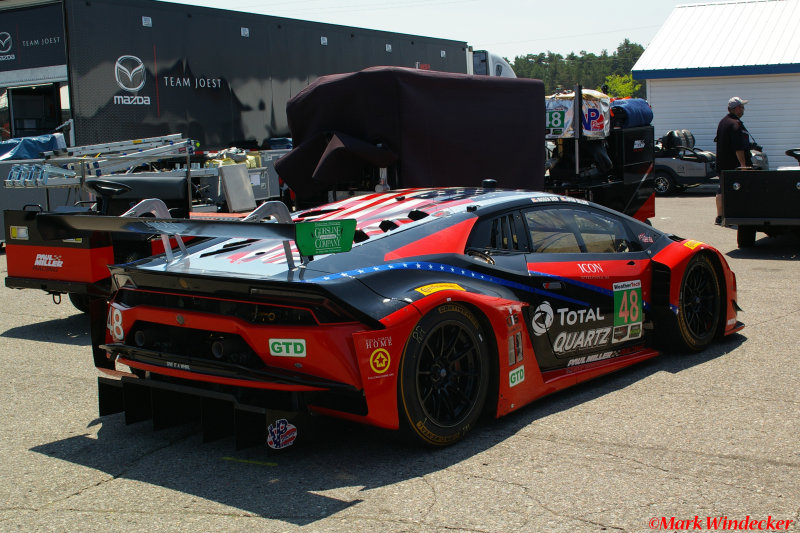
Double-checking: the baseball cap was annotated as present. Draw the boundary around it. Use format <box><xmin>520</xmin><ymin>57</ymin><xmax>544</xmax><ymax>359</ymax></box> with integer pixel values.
<box><xmin>728</xmin><ymin>96</ymin><xmax>748</xmax><ymax>109</ymax></box>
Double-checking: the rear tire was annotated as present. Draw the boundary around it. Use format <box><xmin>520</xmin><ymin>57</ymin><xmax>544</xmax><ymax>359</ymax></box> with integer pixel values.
<box><xmin>737</xmin><ymin>226</ymin><xmax>756</xmax><ymax>248</ymax></box>
<box><xmin>673</xmin><ymin>254</ymin><xmax>722</xmax><ymax>352</ymax></box>
<box><xmin>398</xmin><ymin>304</ymin><xmax>489</xmax><ymax>446</ymax></box>
<box><xmin>654</xmin><ymin>172</ymin><xmax>676</xmax><ymax>196</ymax></box>
<box><xmin>68</xmin><ymin>293</ymin><xmax>91</xmax><ymax>313</ymax></box>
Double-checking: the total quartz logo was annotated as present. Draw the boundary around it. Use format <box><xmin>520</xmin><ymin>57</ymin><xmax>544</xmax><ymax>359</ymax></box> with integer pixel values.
<box><xmin>531</xmin><ymin>301</ymin><xmax>554</xmax><ymax>336</ymax></box>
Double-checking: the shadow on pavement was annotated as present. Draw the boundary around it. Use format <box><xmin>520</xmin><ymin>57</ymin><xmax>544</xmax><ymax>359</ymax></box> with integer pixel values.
<box><xmin>726</xmin><ymin>233</ymin><xmax>800</xmax><ymax>261</ymax></box>
<box><xmin>29</xmin><ymin>334</ymin><xmax>744</xmax><ymax>525</ymax></box>
<box><xmin>1</xmin><ymin>313</ymin><xmax>90</xmax><ymax>345</ymax></box>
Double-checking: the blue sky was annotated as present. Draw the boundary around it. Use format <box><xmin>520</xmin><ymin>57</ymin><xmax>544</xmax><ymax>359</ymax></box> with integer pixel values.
<box><xmin>162</xmin><ymin>0</ymin><xmax>714</xmax><ymax>59</ymax></box>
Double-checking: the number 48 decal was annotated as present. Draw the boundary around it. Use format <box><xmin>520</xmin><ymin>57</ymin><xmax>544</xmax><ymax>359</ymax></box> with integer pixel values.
<box><xmin>613</xmin><ymin>280</ymin><xmax>642</xmax><ymax>326</ymax></box>
<box><xmin>107</xmin><ymin>305</ymin><xmax>125</xmax><ymax>341</ymax></box>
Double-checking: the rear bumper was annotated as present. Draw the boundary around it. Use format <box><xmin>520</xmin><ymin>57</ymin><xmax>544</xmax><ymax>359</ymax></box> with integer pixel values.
<box><xmin>5</xmin><ymin>276</ymin><xmax>109</xmax><ymax>296</ymax></box>
<box><xmin>98</xmin><ymin>375</ymin><xmax>325</xmax><ymax>451</ymax></box>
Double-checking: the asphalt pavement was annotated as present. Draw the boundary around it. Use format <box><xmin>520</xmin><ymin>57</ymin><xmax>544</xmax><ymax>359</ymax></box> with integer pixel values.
<box><xmin>0</xmin><ymin>193</ymin><xmax>798</xmax><ymax>532</ymax></box>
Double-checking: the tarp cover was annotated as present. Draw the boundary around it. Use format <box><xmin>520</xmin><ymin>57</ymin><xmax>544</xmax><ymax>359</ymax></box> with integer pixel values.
<box><xmin>275</xmin><ymin>67</ymin><xmax>545</xmax><ymax>199</ymax></box>
<box><xmin>0</xmin><ymin>134</ymin><xmax>66</xmax><ymax>161</ymax></box>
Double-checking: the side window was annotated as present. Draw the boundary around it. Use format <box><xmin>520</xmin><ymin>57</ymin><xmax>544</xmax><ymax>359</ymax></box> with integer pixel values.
<box><xmin>572</xmin><ymin>210</ymin><xmax>636</xmax><ymax>253</ymax></box>
<box><xmin>467</xmin><ymin>212</ymin><xmax>528</xmax><ymax>252</ymax></box>
<box><xmin>525</xmin><ymin>208</ymin><xmax>582</xmax><ymax>253</ymax></box>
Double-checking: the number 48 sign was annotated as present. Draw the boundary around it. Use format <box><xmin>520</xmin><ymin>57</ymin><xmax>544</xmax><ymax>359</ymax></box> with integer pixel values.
<box><xmin>546</xmin><ymin>110</ymin><xmax>566</xmax><ymax>129</ymax></box>
<box><xmin>613</xmin><ymin>280</ymin><xmax>642</xmax><ymax>326</ymax></box>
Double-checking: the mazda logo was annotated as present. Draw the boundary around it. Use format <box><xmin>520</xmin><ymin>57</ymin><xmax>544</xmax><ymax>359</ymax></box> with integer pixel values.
<box><xmin>0</xmin><ymin>33</ymin><xmax>12</xmax><ymax>54</ymax></box>
<box><xmin>115</xmin><ymin>55</ymin><xmax>146</xmax><ymax>92</ymax></box>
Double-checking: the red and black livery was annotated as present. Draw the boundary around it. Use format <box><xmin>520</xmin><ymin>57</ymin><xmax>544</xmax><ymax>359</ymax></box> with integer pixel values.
<box><xmin>40</xmin><ymin>188</ymin><xmax>742</xmax><ymax>448</ymax></box>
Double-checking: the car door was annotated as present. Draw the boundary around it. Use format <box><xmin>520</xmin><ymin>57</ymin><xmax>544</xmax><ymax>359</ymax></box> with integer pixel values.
<box><xmin>522</xmin><ymin>203</ymin><xmax>652</xmax><ymax>372</ymax></box>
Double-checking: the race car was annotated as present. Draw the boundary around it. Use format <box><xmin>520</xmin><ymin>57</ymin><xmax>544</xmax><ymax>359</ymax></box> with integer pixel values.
<box><xmin>40</xmin><ymin>188</ymin><xmax>743</xmax><ymax>449</ymax></box>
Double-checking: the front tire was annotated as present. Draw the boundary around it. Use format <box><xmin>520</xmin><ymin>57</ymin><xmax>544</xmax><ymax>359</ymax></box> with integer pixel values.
<box><xmin>399</xmin><ymin>304</ymin><xmax>490</xmax><ymax>446</ymax></box>
<box><xmin>674</xmin><ymin>255</ymin><xmax>722</xmax><ymax>352</ymax></box>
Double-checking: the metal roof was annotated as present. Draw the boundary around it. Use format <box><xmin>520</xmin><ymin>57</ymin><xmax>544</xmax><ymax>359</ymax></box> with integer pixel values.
<box><xmin>632</xmin><ymin>0</ymin><xmax>800</xmax><ymax>79</ymax></box>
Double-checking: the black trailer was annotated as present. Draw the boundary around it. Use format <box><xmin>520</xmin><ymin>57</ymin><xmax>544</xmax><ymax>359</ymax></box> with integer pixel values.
<box><xmin>0</xmin><ymin>0</ymin><xmax>473</xmax><ymax>150</ymax></box>
<box><xmin>721</xmin><ymin>149</ymin><xmax>800</xmax><ymax>248</ymax></box>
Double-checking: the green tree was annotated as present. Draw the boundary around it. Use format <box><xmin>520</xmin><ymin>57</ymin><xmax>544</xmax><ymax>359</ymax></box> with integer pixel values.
<box><xmin>509</xmin><ymin>39</ymin><xmax>646</xmax><ymax>97</ymax></box>
<box><xmin>603</xmin><ymin>73</ymin><xmax>641</xmax><ymax>98</ymax></box>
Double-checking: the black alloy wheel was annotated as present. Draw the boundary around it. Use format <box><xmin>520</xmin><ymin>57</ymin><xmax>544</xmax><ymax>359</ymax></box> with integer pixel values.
<box><xmin>399</xmin><ymin>304</ymin><xmax>489</xmax><ymax>446</ymax></box>
<box><xmin>675</xmin><ymin>254</ymin><xmax>722</xmax><ymax>351</ymax></box>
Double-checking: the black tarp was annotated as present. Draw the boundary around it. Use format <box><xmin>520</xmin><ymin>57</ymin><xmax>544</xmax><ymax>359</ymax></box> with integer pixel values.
<box><xmin>275</xmin><ymin>67</ymin><xmax>545</xmax><ymax>200</ymax></box>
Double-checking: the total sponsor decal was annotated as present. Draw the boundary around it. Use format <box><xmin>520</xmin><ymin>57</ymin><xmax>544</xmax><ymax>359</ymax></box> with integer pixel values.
<box><xmin>267</xmin><ymin>418</ymin><xmax>297</xmax><ymax>450</ymax></box>
<box><xmin>269</xmin><ymin>338</ymin><xmax>306</xmax><ymax>357</ymax></box>
<box><xmin>33</xmin><ymin>253</ymin><xmax>63</xmax><ymax>271</ymax></box>
<box><xmin>531</xmin><ymin>301</ymin><xmax>605</xmax><ymax>337</ymax></box>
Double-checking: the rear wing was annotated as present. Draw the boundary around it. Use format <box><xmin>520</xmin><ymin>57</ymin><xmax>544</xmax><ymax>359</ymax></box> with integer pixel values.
<box><xmin>36</xmin><ymin>200</ymin><xmax>356</xmax><ymax>268</ymax></box>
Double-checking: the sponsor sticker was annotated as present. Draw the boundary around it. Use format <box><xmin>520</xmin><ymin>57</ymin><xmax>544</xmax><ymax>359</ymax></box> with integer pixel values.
<box><xmin>415</xmin><ymin>282</ymin><xmax>465</xmax><ymax>296</ymax></box>
<box><xmin>508</xmin><ymin>331</ymin><xmax>523</xmax><ymax>365</ymax></box>
<box><xmin>683</xmin><ymin>240</ymin><xmax>703</xmax><ymax>250</ymax></box>
<box><xmin>612</xmin><ymin>280</ymin><xmax>643</xmax><ymax>342</ymax></box>
<box><xmin>567</xmin><ymin>350</ymin><xmax>617</xmax><ymax>367</ymax></box>
<box><xmin>369</xmin><ymin>348</ymin><xmax>391</xmax><ymax>374</ymax></box>
<box><xmin>509</xmin><ymin>365</ymin><xmax>525</xmax><ymax>388</ymax></box>
<box><xmin>9</xmin><ymin>226</ymin><xmax>28</xmax><ymax>240</ymax></box>
<box><xmin>106</xmin><ymin>304</ymin><xmax>125</xmax><ymax>342</ymax></box>
<box><xmin>269</xmin><ymin>339</ymin><xmax>307</xmax><ymax>357</ymax></box>
<box><xmin>33</xmin><ymin>253</ymin><xmax>63</xmax><ymax>271</ymax></box>
<box><xmin>267</xmin><ymin>419</ymin><xmax>297</xmax><ymax>450</ymax></box>
<box><xmin>553</xmin><ymin>326</ymin><xmax>611</xmax><ymax>354</ymax></box>
<box><xmin>531</xmin><ymin>301</ymin><xmax>554</xmax><ymax>336</ymax></box>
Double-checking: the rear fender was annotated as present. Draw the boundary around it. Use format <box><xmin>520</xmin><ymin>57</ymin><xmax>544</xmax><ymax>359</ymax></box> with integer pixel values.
<box><xmin>405</xmin><ymin>291</ymin><xmax>547</xmax><ymax>419</ymax></box>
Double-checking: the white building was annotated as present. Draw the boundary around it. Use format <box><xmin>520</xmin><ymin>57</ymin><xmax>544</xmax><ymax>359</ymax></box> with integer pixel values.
<box><xmin>632</xmin><ymin>0</ymin><xmax>800</xmax><ymax>169</ymax></box>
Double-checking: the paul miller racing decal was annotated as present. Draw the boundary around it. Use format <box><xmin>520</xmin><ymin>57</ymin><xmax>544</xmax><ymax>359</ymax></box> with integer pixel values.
<box><xmin>33</xmin><ymin>253</ymin><xmax>63</xmax><ymax>271</ymax></box>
